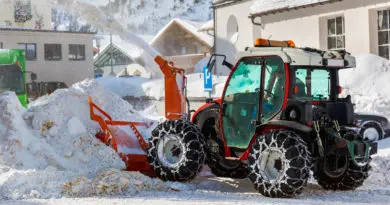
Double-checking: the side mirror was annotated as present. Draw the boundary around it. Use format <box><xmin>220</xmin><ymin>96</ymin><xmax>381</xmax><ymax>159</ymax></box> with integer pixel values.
<box><xmin>207</xmin><ymin>58</ymin><xmax>216</xmax><ymax>73</ymax></box>
<box><xmin>31</xmin><ymin>73</ymin><xmax>37</xmax><ymax>81</ymax></box>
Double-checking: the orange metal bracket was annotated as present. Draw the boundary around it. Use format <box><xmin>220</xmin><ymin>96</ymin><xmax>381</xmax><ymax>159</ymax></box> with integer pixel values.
<box><xmin>88</xmin><ymin>96</ymin><xmax>154</xmax><ymax>175</ymax></box>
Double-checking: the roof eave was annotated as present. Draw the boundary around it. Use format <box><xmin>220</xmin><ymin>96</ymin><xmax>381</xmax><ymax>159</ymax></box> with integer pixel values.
<box><xmin>250</xmin><ymin>0</ymin><xmax>343</xmax><ymax>17</ymax></box>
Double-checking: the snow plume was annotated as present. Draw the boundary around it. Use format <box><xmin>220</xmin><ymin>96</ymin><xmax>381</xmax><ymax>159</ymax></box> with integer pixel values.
<box><xmin>0</xmin><ymin>80</ymin><xmax>177</xmax><ymax>199</ymax></box>
<box><xmin>53</xmin><ymin>0</ymin><xmax>213</xmax><ymax>35</ymax></box>
<box><xmin>339</xmin><ymin>54</ymin><xmax>390</xmax><ymax>119</ymax></box>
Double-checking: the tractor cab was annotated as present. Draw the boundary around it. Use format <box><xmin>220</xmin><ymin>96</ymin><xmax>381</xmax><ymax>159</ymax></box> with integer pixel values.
<box><xmin>214</xmin><ymin>39</ymin><xmax>356</xmax><ymax>151</ymax></box>
<box><xmin>193</xmin><ymin>39</ymin><xmax>376</xmax><ymax>198</ymax></box>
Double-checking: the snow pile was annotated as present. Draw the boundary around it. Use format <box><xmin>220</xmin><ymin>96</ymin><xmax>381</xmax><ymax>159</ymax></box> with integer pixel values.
<box><xmin>250</xmin><ymin>0</ymin><xmax>331</xmax><ymax>14</ymax></box>
<box><xmin>0</xmin><ymin>80</ymin><xmax>176</xmax><ymax>199</ymax></box>
<box><xmin>365</xmin><ymin>138</ymin><xmax>390</xmax><ymax>186</ymax></box>
<box><xmin>339</xmin><ymin>54</ymin><xmax>390</xmax><ymax>119</ymax></box>
<box><xmin>97</xmin><ymin>74</ymin><xmax>228</xmax><ymax>99</ymax></box>
<box><xmin>62</xmin><ymin>169</ymin><xmax>170</xmax><ymax>197</ymax></box>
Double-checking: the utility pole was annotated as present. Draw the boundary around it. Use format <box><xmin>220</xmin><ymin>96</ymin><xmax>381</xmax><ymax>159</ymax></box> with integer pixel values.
<box><xmin>110</xmin><ymin>32</ymin><xmax>115</xmax><ymax>76</ymax></box>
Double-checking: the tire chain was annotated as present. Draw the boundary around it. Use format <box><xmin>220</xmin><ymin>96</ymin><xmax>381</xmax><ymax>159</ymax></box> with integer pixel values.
<box><xmin>147</xmin><ymin>119</ymin><xmax>205</xmax><ymax>182</ymax></box>
<box><xmin>248</xmin><ymin>130</ymin><xmax>312</xmax><ymax>198</ymax></box>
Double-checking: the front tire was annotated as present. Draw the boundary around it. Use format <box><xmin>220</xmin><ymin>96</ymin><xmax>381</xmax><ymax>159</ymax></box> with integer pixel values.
<box><xmin>147</xmin><ymin>119</ymin><xmax>205</xmax><ymax>182</ymax></box>
<box><xmin>248</xmin><ymin>130</ymin><xmax>311</xmax><ymax>198</ymax></box>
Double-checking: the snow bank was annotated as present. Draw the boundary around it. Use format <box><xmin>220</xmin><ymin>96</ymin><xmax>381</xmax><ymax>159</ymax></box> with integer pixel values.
<box><xmin>365</xmin><ymin>138</ymin><xmax>390</xmax><ymax>186</ymax></box>
<box><xmin>0</xmin><ymin>80</ymin><xmax>176</xmax><ymax>199</ymax></box>
<box><xmin>339</xmin><ymin>54</ymin><xmax>390</xmax><ymax>119</ymax></box>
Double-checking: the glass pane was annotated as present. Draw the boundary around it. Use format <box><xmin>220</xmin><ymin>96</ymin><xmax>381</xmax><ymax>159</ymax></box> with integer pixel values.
<box><xmin>379</xmin><ymin>46</ymin><xmax>389</xmax><ymax>59</ymax></box>
<box><xmin>222</xmin><ymin>58</ymin><xmax>262</xmax><ymax>148</ymax></box>
<box><xmin>328</xmin><ymin>37</ymin><xmax>336</xmax><ymax>49</ymax></box>
<box><xmin>378</xmin><ymin>31</ymin><xmax>389</xmax><ymax>45</ymax></box>
<box><xmin>328</xmin><ymin>19</ymin><xmax>336</xmax><ymax>35</ymax></box>
<box><xmin>311</xmin><ymin>70</ymin><xmax>330</xmax><ymax>100</ymax></box>
<box><xmin>26</xmin><ymin>44</ymin><xmax>36</xmax><ymax>60</ymax></box>
<box><xmin>263</xmin><ymin>57</ymin><xmax>286</xmax><ymax>121</ymax></box>
<box><xmin>18</xmin><ymin>43</ymin><xmax>26</xmax><ymax>50</ymax></box>
<box><xmin>379</xmin><ymin>10</ymin><xmax>389</xmax><ymax>30</ymax></box>
<box><xmin>0</xmin><ymin>65</ymin><xmax>24</xmax><ymax>94</ymax></box>
<box><xmin>295</xmin><ymin>69</ymin><xmax>310</xmax><ymax>98</ymax></box>
<box><xmin>336</xmin><ymin>35</ymin><xmax>345</xmax><ymax>48</ymax></box>
<box><xmin>336</xmin><ymin>17</ymin><xmax>344</xmax><ymax>35</ymax></box>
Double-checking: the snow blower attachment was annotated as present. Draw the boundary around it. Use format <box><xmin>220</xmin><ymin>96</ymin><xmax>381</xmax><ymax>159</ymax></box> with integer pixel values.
<box><xmin>89</xmin><ymin>55</ymin><xmax>205</xmax><ymax>182</ymax></box>
<box><xmin>88</xmin><ymin>96</ymin><xmax>154</xmax><ymax>176</ymax></box>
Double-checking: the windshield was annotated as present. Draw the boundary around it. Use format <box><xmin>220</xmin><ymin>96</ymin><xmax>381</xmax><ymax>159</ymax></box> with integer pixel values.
<box><xmin>294</xmin><ymin>67</ymin><xmax>331</xmax><ymax>101</ymax></box>
<box><xmin>0</xmin><ymin>65</ymin><xmax>25</xmax><ymax>94</ymax></box>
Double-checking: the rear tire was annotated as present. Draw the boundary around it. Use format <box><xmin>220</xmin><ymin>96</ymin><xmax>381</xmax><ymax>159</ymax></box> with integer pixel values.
<box><xmin>316</xmin><ymin>159</ymin><xmax>370</xmax><ymax>190</ymax></box>
<box><xmin>194</xmin><ymin>105</ymin><xmax>248</xmax><ymax>179</ymax></box>
<box><xmin>206</xmin><ymin>137</ymin><xmax>248</xmax><ymax>179</ymax></box>
<box><xmin>147</xmin><ymin>119</ymin><xmax>205</xmax><ymax>182</ymax></box>
<box><xmin>316</xmin><ymin>129</ymin><xmax>371</xmax><ymax>190</ymax></box>
<box><xmin>248</xmin><ymin>130</ymin><xmax>311</xmax><ymax>198</ymax></box>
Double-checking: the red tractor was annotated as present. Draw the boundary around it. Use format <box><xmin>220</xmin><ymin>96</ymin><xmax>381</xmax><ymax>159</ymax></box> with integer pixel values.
<box><xmin>190</xmin><ymin>39</ymin><xmax>377</xmax><ymax>197</ymax></box>
<box><xmin>89</xmin><ymin>38</ymin><xmax>377</xmax><ymax>198</ymax></box>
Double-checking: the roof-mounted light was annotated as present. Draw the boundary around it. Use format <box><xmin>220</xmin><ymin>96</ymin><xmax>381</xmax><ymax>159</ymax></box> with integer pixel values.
<box><xmin>254</xmin><ymin>38</ymin><xmax>296</xmax><ymax>48</ymax></box>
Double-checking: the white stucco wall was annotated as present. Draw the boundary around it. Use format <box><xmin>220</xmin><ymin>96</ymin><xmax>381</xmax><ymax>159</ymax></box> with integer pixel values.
<box><xmin>214</xmin><ymin>0</ymin><xmax>254</xmax><ymax>75</ymax></box>
<box><xmin>0</xmin><ymin>30</ymin><xmax>94</xmax><ymax>87</ymax></box>
<box><xmin>215</xmin><ymin>0</ymin><xmax>390</xmax><ymax>71</ymax></box>
<box><xmin>258</xmin><ymin>0</ymin><xmax>390</xmax><ymax>56</ymax></box>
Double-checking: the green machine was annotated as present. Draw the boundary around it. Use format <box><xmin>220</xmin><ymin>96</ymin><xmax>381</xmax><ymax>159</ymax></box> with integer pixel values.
<box><xmin>0</xmin><ymin>49</ymin><xmax>36</xmax><ymax>107</ymax></box>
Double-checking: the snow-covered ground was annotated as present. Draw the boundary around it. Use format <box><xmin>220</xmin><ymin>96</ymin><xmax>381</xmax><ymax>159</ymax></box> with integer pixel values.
<box><xmin>3</xmin><ymin>138</ymin><xmax>390</xmax><ymax>204</ymax></box>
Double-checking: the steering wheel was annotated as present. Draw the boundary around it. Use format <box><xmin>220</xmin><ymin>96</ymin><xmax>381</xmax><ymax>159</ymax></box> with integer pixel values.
<box><xmin>255</xmin><ymin>88</ymin><xmax>275</xmax><ymax>98</ymax></box>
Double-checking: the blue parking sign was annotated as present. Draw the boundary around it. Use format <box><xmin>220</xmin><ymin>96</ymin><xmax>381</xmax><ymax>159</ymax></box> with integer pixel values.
<box><xmin>203</xmin><ymin>66</ymin><xmax>212</xmax><ymax>92</ymax></box>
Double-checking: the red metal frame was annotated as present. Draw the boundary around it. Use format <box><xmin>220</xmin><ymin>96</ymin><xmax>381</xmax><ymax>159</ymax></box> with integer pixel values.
<box><xmin>219</xmin><ymin>57</ymin><xmax>291</xmax><ymax>160</ymax></box>
<box><xmin>88</xmin><ymin>97</ymin><xmax>154</xmax><ymax>175</ymax></box>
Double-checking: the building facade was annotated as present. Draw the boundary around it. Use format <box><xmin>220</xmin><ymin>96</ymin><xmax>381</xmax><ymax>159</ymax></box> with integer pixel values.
<box><xmin>0</xmin><ymin>0</ymin><xmax>52</xmax><ymax>30</ymax></box>
<box><xmin>0</xmin><ymin>28</ymin><xmax>95</xmax><ymax>87</ymax></box>
<box><xmin>214</xmin><ymin>0</ymin><xmax>390</xmax><ymax>75</ymax></box>
<box><xmin>150</xmin><ymin>18</ymin><xmax>213</xmax><ymax>74</ymax></box>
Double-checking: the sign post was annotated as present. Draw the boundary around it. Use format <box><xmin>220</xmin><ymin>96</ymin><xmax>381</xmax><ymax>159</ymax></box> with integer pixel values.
<box><xmin>203</xmin><ymin>66</ymin><xmax>212</xmax><ymax>95</ymax></box>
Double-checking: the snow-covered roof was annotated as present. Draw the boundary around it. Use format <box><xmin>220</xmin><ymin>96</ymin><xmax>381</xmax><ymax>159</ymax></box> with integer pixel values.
<box><xmin>250</xmin><ymin>0</ymin><xmax>339</xmax><ymax>15</ymax></box>
<box><xmin>150</xmin><ymin>18</ymin><xmax>213</xmax><ymax>47</ymax></box>
<box><xmin>198</xmin><ymin>20</ymin><xmax>214</xmax><ymax>32</ymax></box>
<box><xmin>93</xmin><ymin>34</ymin><xmax>142</xmax><ymax>58</ymax></box>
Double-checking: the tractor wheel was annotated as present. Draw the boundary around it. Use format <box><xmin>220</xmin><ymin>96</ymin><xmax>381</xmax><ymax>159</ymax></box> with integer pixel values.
<box><xmin>359</xmin><ymin>121</ymin><xmax>383</xmax><ymax>141</ymax></box>
<box><xmin>315</xmin><ymin>129</ymin><xmax>371</xmax><ymax>190</ymax></box>
<box><xmin>315</xmin><ymin>158</ymin><xmax>370</xmax><ymax>190</ymax></box>
<box><xmin>206</xmin><ymin>137</ymin><xmax>248</xmax><ymax>179</ymax></box>
<box><xmin>248</xmin><ymin>130</ymin><xmax>311</xmax><ymax>198</ymax></box>
<box><xmin>147</xmin><ymin>119</ymin><xmax>205</xmax><ymax>182</ymax></box>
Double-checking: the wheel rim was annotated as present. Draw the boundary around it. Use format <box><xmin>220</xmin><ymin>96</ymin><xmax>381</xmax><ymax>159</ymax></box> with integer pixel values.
<box><xmin>258</xmin><ymin>149</ymin><xmax>284</xmax><ymax>183</ymax></box>
<box><xmin>363</xmin><ymin>127</ymin><xmax>379</xmax><ymax>141</ymax></box>
<box><xmin>157</xmin><ymin>134</ymin><xmax>185</xmax><ymax>169</ymax></box>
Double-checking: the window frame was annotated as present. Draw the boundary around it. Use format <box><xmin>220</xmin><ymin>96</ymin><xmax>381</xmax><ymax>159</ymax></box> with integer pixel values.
<box><xmin>327</xmin><ymin>16</ymin><xmax>345</xmax><ymax>51</ymax></box>
<box><xmin>17</xmin><ymin>43</ymin><xmax>37</xmax><ymax>61</ymax></box>
<box><xmin>378</xmin><ymin>9</ymin><xmax>390</xmax><ymax>59</ymax></box>
<box><xmin>44</xmin><ymin>44</ymin><xmax>62</xmax><ymax>61</ymax></box>
<box><xmin>292</xmin><ymin>67</ymin><xmax>332</xmax><ymax>101</ymax></box>
<box><xmin>68</xmin><ymin>44</ymin><xmax>86</xmax><ymax>61</ymax></box>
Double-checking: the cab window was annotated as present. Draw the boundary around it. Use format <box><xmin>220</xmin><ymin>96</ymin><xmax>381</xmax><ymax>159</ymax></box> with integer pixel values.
<box><xmin>294</xmin><ymin>68</ymin><xmax>330</xmax><ymax>100</ymax></box>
